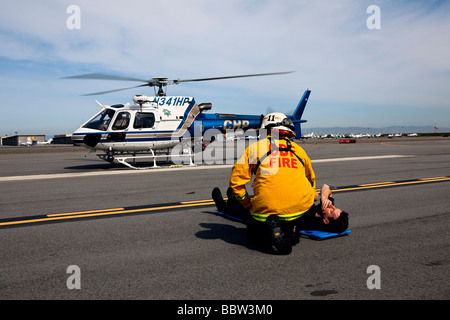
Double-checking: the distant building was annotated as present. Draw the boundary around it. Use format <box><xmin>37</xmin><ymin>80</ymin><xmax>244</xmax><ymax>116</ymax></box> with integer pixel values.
<box><xmin>53</xmin><ymin>134</ymin><xmax>73</xmax><ymax>144</ymax></box>
<box><xmin>1</xmin><ymin>135</ymin><xmax>46</xmax><ymax>146</ymax></box>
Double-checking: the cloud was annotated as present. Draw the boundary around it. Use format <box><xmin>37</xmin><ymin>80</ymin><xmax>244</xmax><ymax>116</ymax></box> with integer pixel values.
<box><xmin>0</xmin><ymin>0</ymin><xmax>449</xmax><ymax>134</ymax></box>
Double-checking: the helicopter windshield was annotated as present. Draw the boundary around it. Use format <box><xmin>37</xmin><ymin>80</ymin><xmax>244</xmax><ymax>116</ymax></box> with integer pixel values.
<box><xmin>83</xmin><ymin>109</ymin><xmax>116</xmax><ymax>131</ymax></box>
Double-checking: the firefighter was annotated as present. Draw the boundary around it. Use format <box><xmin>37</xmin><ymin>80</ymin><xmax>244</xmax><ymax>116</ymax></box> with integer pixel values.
<box><xmin>229</xmin><ymin>112</ymin><xmax>316</xmax><ymax>254</ymax></box>
<box><xmin>213</xmin><ymin>112</ymin><xmax>349</xmax><ymax>254</ymax></box>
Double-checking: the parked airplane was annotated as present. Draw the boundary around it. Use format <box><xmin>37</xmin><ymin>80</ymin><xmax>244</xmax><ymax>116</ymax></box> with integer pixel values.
<box><xmin>20</xmin><ymin>137</ymin><xmax>53</xmax><ymax>146</ymax></box>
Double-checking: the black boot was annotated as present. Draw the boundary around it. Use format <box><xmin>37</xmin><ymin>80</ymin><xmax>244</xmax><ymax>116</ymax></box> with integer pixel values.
<box><xmin>285</xmin><ymin>224</ymin><xmax>300</xmax><ymax>246</ymax></box>
<box><xmin>265</xmin><ymin>215</ymin><xmax>292</xmax><ymax>255</ymax></box>
<box><xmin>212</xmin><ymin>187</ymin><xmax>226</xmax><ymax>213</ymax></box>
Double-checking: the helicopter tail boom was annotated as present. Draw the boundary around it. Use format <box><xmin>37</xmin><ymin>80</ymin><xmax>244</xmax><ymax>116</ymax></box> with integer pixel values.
<box><xmin>290</xmin><ymin>89</ymin><xmax>310</xmax><ymax>138</ymax></box>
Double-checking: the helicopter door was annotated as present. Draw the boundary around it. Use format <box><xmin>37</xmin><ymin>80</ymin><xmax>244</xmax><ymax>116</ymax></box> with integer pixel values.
<box><xmin>107</xmin><ymin>111</ymin><xmax>130</xmax><ymax>142</ymax></box>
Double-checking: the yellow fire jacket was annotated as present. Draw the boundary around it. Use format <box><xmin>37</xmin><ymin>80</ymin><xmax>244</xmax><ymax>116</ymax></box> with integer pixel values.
<box><xmin>229</xmin><ymin>136</ymin><xmax>316</xmax><ymax>222</ymax></box>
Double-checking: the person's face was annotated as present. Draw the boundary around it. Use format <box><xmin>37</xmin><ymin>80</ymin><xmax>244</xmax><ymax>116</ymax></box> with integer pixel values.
<box><xmin>321</xmin><ymin>205</ymin><xmax>342</xmax><ymax>224</ymax></box>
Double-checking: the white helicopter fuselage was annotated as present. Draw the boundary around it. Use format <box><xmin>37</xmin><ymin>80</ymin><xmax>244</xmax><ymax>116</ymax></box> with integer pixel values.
<box><xmin>71</xmin><ymin>95</ymin><xmax>201</xmax><ymax>152</ymax></box>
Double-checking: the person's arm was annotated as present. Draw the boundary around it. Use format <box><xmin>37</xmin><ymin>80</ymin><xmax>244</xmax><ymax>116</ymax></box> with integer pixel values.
<box><xmin>320</xmin><ymin>184</ymin><xmax>333</xmax><ymax>210</ymax></box>
<box><xmin>229</xmin><ymin>148</ymin><xmax>253</xmax><ymax>209</ymax></box>
<box><xmin>304</xmin><ymin>156</ymin><xmax>316</xmax><ymax>189</ymax></box>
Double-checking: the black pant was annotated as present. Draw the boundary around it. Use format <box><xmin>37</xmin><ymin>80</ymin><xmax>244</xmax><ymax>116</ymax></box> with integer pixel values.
<box><xmin>222</xmin><ymin>186</ymin><xmax>321</xmax><ymax>229</ymax></box>
<box><xmin>220</xmin><ymin>188</ymin><xmax>332</xmax><ymax>244</ymax></box>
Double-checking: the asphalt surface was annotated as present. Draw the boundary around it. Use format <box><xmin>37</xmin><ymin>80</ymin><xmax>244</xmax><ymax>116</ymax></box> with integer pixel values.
<box><xmin>0</xmin><ymin>137</ymin><xmax>449</xmax><ymax>301</ymax></box>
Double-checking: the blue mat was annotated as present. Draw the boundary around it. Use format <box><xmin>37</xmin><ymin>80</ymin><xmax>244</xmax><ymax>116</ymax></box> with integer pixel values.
<box><xmin>215</xmin><ymin>211</ymin><xmax>246</xmax><ymax>223</ymax></box>
<box><xmin>299</xmin><ymin>229</ymin><xmax>351</xmax><ymax>240</ymax></box>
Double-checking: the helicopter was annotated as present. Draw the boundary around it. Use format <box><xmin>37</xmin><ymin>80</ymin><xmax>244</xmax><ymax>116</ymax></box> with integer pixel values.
<box><xmin>66</xmin><ymin>72</ymin><xmax>310</xmax><ymax>169</ymax></box>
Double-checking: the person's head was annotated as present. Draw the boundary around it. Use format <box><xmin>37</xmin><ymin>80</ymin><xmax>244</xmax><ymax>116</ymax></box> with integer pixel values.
<box><xmin>314</xmin><ymin>206</ymin><xmax>349</xmax><ymax>233</ymax></box>
<box><xmin>321</xmin><ymin>204</ymin><xmax>341</xmax><ymax>224</ymax></box>
<box><xmin>261</xmin><ymin>112</ymin><xmax>296</xmax><ymax>138</ymax></box>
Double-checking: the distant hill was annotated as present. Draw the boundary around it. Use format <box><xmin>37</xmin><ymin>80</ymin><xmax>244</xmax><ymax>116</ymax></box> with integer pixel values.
<box><xmin>301</xmin><ymin>126</ymin><xmax>449</xmax><ymax>135</ymax></box>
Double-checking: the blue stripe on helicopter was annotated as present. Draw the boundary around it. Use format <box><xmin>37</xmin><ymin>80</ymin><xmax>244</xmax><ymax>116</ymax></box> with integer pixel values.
<box><xmin>100</xmin><ymin>136</ymin><xmax>178</xmax><ymax>143</ymax></box>
<box><xmin>72</xmin><ymin>130</ymin><xmax>178</xmax><ymax>136</ymax></box>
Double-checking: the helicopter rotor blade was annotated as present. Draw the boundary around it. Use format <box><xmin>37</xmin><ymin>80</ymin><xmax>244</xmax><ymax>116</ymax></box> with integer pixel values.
<box><xmin>62</xmin><ymin>73</ymin><xmax>150</xmax><ymax>82</ymax></box>
<box><xmin>173</xmin><ymin>71</ymin><xmax>294</xmax><ymax>84</ymax></box>
<box><xmin>82</xmin><ymin>83</ymin><xmax>149</xmax><ymax>96</ymax></box>
<box><xmin>63</xmin><ymin>71</ymin><xmax>294</xmax><ymax>96</ymax></box>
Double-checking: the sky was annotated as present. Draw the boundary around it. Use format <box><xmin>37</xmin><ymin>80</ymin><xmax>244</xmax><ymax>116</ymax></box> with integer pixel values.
<box><xmin>1</xmin><ymin>0</ymin><xmax>449</xmax><ymax>136</ymax></box>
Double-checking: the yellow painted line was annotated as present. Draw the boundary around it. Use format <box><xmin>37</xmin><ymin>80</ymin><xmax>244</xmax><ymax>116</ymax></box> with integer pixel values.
<box><xmin>47</xmin><ymin>208</ymin><xmax>125</xmax><ymax>217</ymax></box>
<box><xmin>334</xmin><ymin>183</ymin><xmax>397</xmax><ymax>192</ymax></box>
<box><xmin>333</xmin><ymin>185</ymin><xmax>386</xmax><ymax>192</ymax></box>
<box><xmin>383</xmin><ymin>180</ymin><xmax>436</xmax><ymax>187</ymax></box>
<box><xmin>420</xmin><ymin>177</ymin><xmax>449</xmax><ymax>181</ymax></box>
<box><xmin>180</xmin><ymin>199</ymin><xmax>215</xmax><ymax>204</ymax></box>
<box><xmin>334</xmin><ymin>177</ymin><xmax>450</xmax><ymax>192</ymax></box>
<box><xmin>0</xmin><ymin>201</ymin><xmax>216</xmax><ymax>227</ymax></box>
<box><xmin>359</xmin><ymin>181</ymin><xmax>395</xmax><ymax>187</ymax></box>
<box><xmin>2</xmin><ymin>176</ymin><xmax>449</xmax><ymax>228</ymax></box>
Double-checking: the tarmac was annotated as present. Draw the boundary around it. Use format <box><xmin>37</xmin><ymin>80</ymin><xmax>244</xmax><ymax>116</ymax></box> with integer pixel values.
<box><xmin>0</xmin><ymin>137</ymin><xmax>449</xmax><ymax>302</ymax></box>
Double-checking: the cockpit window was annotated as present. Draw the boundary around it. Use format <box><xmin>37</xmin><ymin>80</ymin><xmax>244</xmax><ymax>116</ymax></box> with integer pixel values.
<box><xmin>134</xmin><ymin>112</ymin><xmax>155</xmax><ymax>129</ymax></box>
<box><xmin>82</xmin><ymin>109</ymin><xmax>116</xmax><ymax>131</ymax></box>
<box><xmin>112</xmin><ymin>112</ymin><xmax>131</xmax><ymax>130</ymax></box>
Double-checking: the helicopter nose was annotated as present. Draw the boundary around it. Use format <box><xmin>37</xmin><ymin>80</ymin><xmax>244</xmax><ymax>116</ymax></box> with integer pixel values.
<box><xmin>83</xmin><ymin>133</ymin><xmax>102</xmax><ymax>147</ymax></box>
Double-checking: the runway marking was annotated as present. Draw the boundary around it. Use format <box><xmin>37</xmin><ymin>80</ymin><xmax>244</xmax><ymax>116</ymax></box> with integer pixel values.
<box><xmin>0</xmin><ymin>155</ymin><xmax>410</xmax><ymax>182</ymax></box>
<box><xmin>332</xmin><ymin>176</ymin><xmax>450</xmax><ymax>193</ymax></box>
<box><xmin>420</xmin><ymin>176</ymin><xmax>449</xmax><ymax>181</ymax></box>
<box><xmin>0</xmin><ymin>175</ymin><xmax>449</xmax><ymax>229</ymax></box>
<box><xmin>0</xmin><ymin>200</ymin><xmax>215</xmax><ymax>227</ymax></box>
<box><xmin>312</xmin><ymin>155</ymin><xmax>409</xmax><ymax>163</ymax></box>
<box><xmin>181</xmin><ymin>199</ymin><xmax>216</xmax><ymax>204</ymax></box>
<box><xmin>47</xmin><ymin>207</ymin><xmax>125</xmax><ymax>217</ymax></box>
<box><xmin>359</xmin><ymin>181</ymin><xmax>395</xmax><ymax>187</ymax></box>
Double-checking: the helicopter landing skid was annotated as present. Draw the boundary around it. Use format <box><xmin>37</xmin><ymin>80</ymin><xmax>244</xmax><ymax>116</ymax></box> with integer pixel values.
<box><xmin>111</xmin><ymin>151</ymin><xmax>195</xmax><ymax>170</ymax></box>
